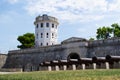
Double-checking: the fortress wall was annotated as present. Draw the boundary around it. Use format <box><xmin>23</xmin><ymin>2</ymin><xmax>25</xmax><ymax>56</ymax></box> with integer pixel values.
<box><xmin>4</xmin><ymin>37</ymin><xmax>120</xmax><ymax>70</ymax></box>
<box><xmin>4</xmin><ymin>45</ymin><xmax>66</xmax><ymax>69</ymax></box>
<box><xmin>0</xmin><ymin>54</ymin><xmax>7</xmax><ymax>68</ymax></box>
<box><xmin>87</xmin><ymin>38</ymin><xmax>120</xmax><ymax>58</ymax></box>
<box><xmin>4</xmin><ymin>41</ymin><xmax>88</xmax><ymax>70</ymax></box>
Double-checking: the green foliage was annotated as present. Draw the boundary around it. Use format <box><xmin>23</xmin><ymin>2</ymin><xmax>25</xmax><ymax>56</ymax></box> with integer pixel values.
<box><xmin>17</xmin><ymin>33</ymin><xmax>35</xmax><ymax>49</ymax></box>
<box><xmin>96</xmin><ymin>23</ymin><xmax>120</xmax><ymax>40</ymax></box>
<box><xmin>0</xmin><ymin>69</ymin><xmax>120</xmax><ymax>80</ymax></box>
<box><xmin>96</xmin><ymin>27</ymin><xmax>112</xmax><ymax>40</ymax></box>
<box><xmin>111</xmin><ymin>23</ymin><xmax>120</xmax><ymax>37</ymax></box>
<box><xmin>89</xmin><ymin>38</ymin><xmax>95</xmax><ymax>41</ymax></box>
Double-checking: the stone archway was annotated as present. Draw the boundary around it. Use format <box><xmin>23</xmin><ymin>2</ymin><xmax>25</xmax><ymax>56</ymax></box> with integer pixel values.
<box><xmin>67</xmin><ymin>53</ymin><xmax>80</xmax><ymax>60</ymax></box>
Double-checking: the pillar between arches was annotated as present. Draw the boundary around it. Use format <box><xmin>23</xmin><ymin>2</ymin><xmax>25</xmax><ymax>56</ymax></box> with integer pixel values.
<box><xmin>63</xmin><ymin>65</ymin><xmax>67</xmax><ymax>70</ymax></box>
<box><xmin>48</xmin><ymin>66</ymin><xmax>52</xmax><ymax>71</ymax></box>
<box><xmin>55</xmin><ymin>65</ymin><xmax>59</xmax><ymax>71</ymax></box>
<box><xmin>105</xmin><ymin>62</ymin><xmax>109</xmax><ymax>69</ymax></box>
<box><xmin>93</xmin><ymin>63</ymin><xmax>96</xmax><ymax>70</ymax></box>
<box><xmin>82</xmin><ymin>64</ymin><xmax>85</xmax><ymax>70</ymax></box>
<box><xmin>72</xmin><ymin>64</ymin><xmax>76</xmax><ymax>70</ymax></box>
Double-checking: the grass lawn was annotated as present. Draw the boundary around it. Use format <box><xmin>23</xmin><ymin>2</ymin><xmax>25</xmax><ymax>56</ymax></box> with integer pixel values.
<box><xmin>0</xmin><ymin>69</ymin><xmax>120</xmax><ymax>80</ymax></box>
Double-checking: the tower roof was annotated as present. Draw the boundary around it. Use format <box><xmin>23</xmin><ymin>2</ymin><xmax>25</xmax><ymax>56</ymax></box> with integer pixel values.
<box><xmin>34</xmin><ymin>14</ymin><xmax>59</xmax><ymax>24</ymax></box>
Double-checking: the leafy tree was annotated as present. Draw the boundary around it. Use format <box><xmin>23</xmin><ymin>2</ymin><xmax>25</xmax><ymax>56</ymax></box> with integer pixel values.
<box><xmin>96</xmin><ymin>26</ymin><xmax>112</xmax><ymax>40</ymax></box>
<box><xmin>89</xmin><ymin>38</ymin><xmax>95</xmax><ymax>41</ymax></box>
<box><xmin>111</xmin><ymin>23</ymin><xmax>120</xmax><ymax>37</ymax></box>
<box><xmin>17</xmin><ymin>33</ymin><xmax>35</xmax><ymax>49</ymax></box>
<box><xmin>96</xmin><ymin>23</ymin><xmax>120</xmax><ymax>40</ymax></box>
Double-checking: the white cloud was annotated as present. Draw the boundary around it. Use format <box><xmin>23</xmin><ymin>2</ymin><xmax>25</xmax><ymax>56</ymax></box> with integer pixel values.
<box><xmin>25</xmin><ymin>0</ymin><xmax>109</xmax><ymax>22</ymax></box>
<box><xmin>6</xmin><ymin>0</ymin><xmax>120</xmax><ymax>23</ymax></box>
<box><xmin>3</xmin><ymin>0</ymin><xmax>120</xmax><ymax>27</ymax></box>
<box><xmin>108</xmin><ymin>0</ymin><xmax>120</xmax><ymax>11</ymax></box>
<box><xmin>7</xmin><ymin>0</ymin><xmax>19</xmax><ymax>4</ymax></box>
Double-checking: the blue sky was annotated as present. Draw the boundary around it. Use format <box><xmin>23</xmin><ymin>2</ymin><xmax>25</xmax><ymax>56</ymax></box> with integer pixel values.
<box><xmin>0</xmin><ymin>0</ymin><xmax>120</xmax><ymax>53</ymax></box>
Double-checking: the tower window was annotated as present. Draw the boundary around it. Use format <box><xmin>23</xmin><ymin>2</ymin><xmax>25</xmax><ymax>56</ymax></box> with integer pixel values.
<box><xmin>52</xmin><ymin>33</ymin><xmax>54</xmax><ymax>38</ymax></box>
<box><xmin>36</xmin><ymin>24</ymin><xmax>39</xmax><ymax>28</ymax></box>
<box><xmin>46</xmin><ymin>43</ymin><xmax>48</xmax><ymax>45</ymax></box>
<box><xmin>52</xmin><ymin>24</ymin><xmax>54</xmax><ymax>28</ymax></box>
<box><xmin>41</xmin><ymin>43</ymin><xmax>43</xmax><ymax>46</ymax></box>
<box><xmin>46</xmin><ymin>33</ymin><xmax>49</xmax><ymax>38</ymax></box>
<box><xmin>46</xmin><ymin>23</ymin><xmax>49</xmax><ymax>27</ymax></box>
<box><xmin>56</xmin><ymin>26</ymin><xmax>57</xmax><ymax>29</ymax></box>
<box><xmin>41</xmin><ymin>33</ymin><xmax>43</xmax><ymax>38</ymax></box>
<box><xmin>55</xmin><ymin>34</ymin><xmax>57</xmax><ymax>38</ymax></box>
<box><xmin>41</xmin><ymin>23</ymin><xmax>43</xmax><ymax>28</ymax></box>
<box><xmin>36</xmin><ymin>33</ymin><xmax>38</xmax><ymax>39</ymax></box>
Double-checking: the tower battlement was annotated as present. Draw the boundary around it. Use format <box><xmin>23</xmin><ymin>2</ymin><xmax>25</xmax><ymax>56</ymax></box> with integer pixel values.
<box><xmin>34</xmin><ymin>14</ymin><xmax>59</xmax><ymax>24</ymax></box>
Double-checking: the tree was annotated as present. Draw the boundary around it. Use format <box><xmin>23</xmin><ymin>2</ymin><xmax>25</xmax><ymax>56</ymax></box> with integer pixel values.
<box><xmin>17</xmin><ymin>33</ymin><xmax>35</xmax><ymax>49</ymax></box>
<box><xmin>96</xmin><ymin>23</ymin><xmax>120</xmax><ymax>40</ymax></box>
<box><xmin>96</xmin><ymin>26</ymin><xmax>112</xmax><ymax>40</ymax></box>
<box><xmin>89</xmin><ymin>38</ymin><xmax>95</xmax><ymax>41</ymax></box>
<box><xmin>111</xmin><ymin>23</ymin><xmax>120</xmax><ymax>37</ymax></box>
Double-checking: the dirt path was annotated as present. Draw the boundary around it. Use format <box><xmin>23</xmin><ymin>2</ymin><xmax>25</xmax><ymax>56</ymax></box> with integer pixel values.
<box><xmin>0</xmin><ymin>72</ymin><xmax>20</xmax><ymax>74</ymax></box>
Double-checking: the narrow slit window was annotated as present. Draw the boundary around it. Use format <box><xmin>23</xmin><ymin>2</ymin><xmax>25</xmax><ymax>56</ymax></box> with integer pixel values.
<box><xmin>41</xmin><ymin>43</ymin><xmax>43</xmax><ymax>46</ymax></box>
<box><xmin>36</xmin><ymin>33</ymin><xmax>38</xmax><ymax>39</ymax></box>
<box><xmin>46</xmin><ymin>33</ymin><xmax>49</xmax><ymax>38</ymax></box>
<box><xmin>52</xmin><ymin>33</ymin><xmax>54</xmax><ymax>38</ymax></box>
<box><xmin>36</xmin><ymin>24</ymin><xmax>39</xmax><ymax>28</ymax></box>
<box><xmin>41</xmin><ymin>23</ymin><xmax>43</xmax><ymax>28</ymax></box>
<box><xmin>46</xmin><ymin>23</ymin><xmax>49</xmax><ymax>27</ymax></box>
<box><xmin>56</xmin><ymin>26</ymin><xmax>57</xmax><ymax>29</ymax></box>
<box><xmin>52</xmin><ymin>24</ymin><xmax>54</xmax><ymax>28</ymax></box>
<box><xmin>41</xmin><ymin>33</ymin><xmax>43</xmax><ymax>38</ymax></box>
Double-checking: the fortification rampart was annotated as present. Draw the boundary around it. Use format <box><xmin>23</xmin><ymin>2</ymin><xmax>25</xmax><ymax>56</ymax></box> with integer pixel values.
<box><xmin>2</xmin><ymin>37</ymin><xmax>120</xmax><ymax>71</ymax></box>
<box><xmin>9</xmin><ymin>44</ymin><xmax>63</xmax><ymax>54</ymax></box>
<box><xmin>87</xmin><ymin>37</ymin><xmax>120</xmax><ymax>57</ymax></box>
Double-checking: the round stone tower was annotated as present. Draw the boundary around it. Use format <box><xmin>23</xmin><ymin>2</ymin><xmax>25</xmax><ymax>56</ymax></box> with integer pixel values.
<box><xmin>34</xmin><ymin>14</ymin><xmax>59</xmax><ymax>47</ymax></box>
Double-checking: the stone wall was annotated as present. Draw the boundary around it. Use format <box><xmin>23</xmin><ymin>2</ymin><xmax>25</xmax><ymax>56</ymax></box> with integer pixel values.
<box><xmin>0</xmin><ymin>54</ymin><xmax>7</xmax><ymax>69</ymax></box>
<box><xmin>3</xmin><ymin>40</ymin><xmax>88</xmax><ymax>71</ymax></box>
<box><xmin>87</xmin><ymin>37</ymin><xmax>120</xmax><ymax>57</ymax></box>
<box><xmin>3</xmin><ymin>37</ymin><xmax>120</xmax><ymax>71</ymax></box>
<box><xmin>4</xmin><ymin>44</ymin><xmax>66</xmax><ymax>70</ymax></box>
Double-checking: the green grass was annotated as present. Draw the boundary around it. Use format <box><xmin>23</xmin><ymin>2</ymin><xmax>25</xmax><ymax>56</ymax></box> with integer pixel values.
<box><xmin>0</xmin><ymin>69</ymin><xmax>120</xmax><ymax>80</ymax></box>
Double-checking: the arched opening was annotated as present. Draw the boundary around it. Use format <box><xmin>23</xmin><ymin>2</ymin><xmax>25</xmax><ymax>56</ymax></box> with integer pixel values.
<box><xmin>92</xmin><ymin>56</ymin><xmax>97</xmax><ymax>63</ymax></box>
<box><xmin>106</xmin><ymin>55</ymin><xmax>111</xmax><ymax>60</ymax></box>
<box><xmin>67</xmin><ymin>53</ymin><xmax>80</xmax><ymax>60</ymax></box>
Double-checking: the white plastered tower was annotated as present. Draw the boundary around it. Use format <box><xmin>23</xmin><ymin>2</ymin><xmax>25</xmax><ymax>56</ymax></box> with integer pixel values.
<box><xmin>34</xmin><ymin>14</ymin><xmax>59</xmax><ymax>47</ymax></box>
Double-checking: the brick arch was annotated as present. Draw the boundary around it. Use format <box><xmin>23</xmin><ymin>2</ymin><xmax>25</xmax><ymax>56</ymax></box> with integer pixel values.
<box><xmin>67</xmin><ymin>53</ymin><xmax>80</xmax><ymax>60</ymax></box>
